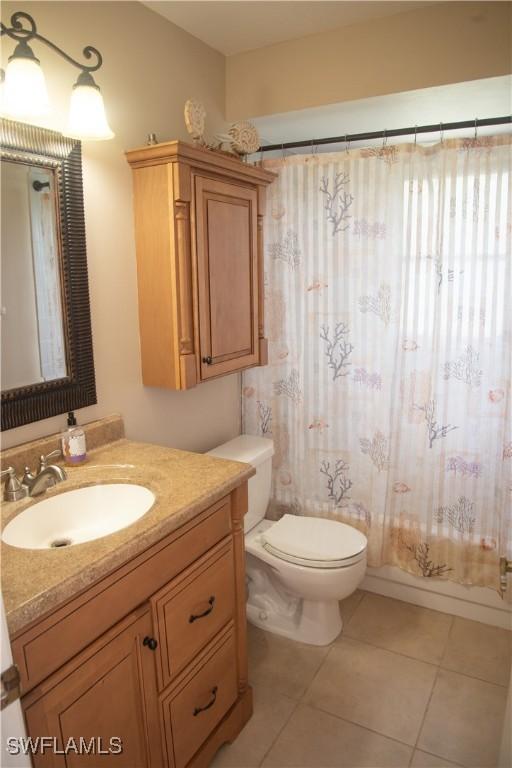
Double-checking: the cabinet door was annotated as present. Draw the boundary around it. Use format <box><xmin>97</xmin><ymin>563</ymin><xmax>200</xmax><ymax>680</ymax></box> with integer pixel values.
<box><xmin>194</xmin><ymin>176</ymin><xmax>259</xmax><ymax>379</ymax></box>
<box><xmin>24</xmin><ymin>607</ymin><xmax>164</xmax><ymax>768</ymax></box>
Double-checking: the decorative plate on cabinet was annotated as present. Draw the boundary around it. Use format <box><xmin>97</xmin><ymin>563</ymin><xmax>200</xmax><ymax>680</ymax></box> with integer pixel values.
<box><xmin>184</xmin><ymin>99</ymin><xmax>206</xmax><ymax>143</ymax></box>
<box><xmin>228</xmin><ymin>121</ymin><xmax>260</xmax><ymax>154</ymax></box>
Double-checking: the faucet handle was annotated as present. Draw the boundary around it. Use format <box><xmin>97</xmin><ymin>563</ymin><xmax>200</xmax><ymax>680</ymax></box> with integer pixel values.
<box><xmin>0</xmin><ymin>467</ymin><xmax>16</xmax><ymax>482</ymax></box>
<box><xmin>21</xmin><ymin>466</ymin><xmax>36</xmax><ymax>486</ymax></box>
<box><xmin>1</xmin><ymin>467</ymin><xmax>27</xmax><ymax>502</ymax></box>
<box><xmin>39</xmin><ymin>449</ymin><xmax>62</xmax><ymax>473</ymax></box>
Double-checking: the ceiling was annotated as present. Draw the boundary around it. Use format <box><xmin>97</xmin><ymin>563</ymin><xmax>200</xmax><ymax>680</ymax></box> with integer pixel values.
<box><xmin>143</xmin><ymin>1</ymin><xmax>435</xmax><ymax>56</ymax></box>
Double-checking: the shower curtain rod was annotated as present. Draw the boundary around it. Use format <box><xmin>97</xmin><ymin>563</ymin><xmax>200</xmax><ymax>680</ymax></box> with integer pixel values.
<box><xmin>258</xmin><ymin>115</ymin><xmax>512</xmax><ymax>153</ymax></box>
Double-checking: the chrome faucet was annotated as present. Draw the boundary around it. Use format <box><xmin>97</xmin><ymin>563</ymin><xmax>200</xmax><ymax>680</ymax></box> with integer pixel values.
<box><xmin>25</xmin><ymin>464</ymin><xmax>67</xmax><ymax>497</ymax></box>
<box><xmin>1</xmin><ymin>450</ymin><xmax>67</xmax><ymax>501</ymax></box>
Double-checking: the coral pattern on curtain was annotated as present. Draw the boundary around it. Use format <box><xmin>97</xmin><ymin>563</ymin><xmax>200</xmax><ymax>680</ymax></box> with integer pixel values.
<box><xmin>242</xmin><ymin>136</ymin><xmax>512</xmax><ymax>591</ymax></box>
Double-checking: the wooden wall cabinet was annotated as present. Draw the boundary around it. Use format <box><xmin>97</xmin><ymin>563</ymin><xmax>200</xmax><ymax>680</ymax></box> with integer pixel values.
<box><xmin>126</xmin><ymin>141</ymin><xmax>275</xmax><ymax>390</ymax></box>
<box><xmin>13</xmin><ymin>485</ymin><xmax>251</xmax><ymax>767</ymax></box>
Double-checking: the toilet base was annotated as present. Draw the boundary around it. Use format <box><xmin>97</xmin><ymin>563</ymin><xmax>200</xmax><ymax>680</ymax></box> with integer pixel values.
<box><xmin>247</xmin><ymin>597</ymin><xmax>343</xmax><ymax>646</ymax></box>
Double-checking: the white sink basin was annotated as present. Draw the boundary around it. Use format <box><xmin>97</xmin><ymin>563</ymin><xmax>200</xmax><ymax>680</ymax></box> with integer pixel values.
<box><xmin>2</xmin><ymin>484</ymin><xmax>155</xmax><ymax>550</ymax></box>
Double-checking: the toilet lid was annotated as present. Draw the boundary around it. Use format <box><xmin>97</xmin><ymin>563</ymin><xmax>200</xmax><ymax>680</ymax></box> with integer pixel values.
<box><xmin>261</xmin><ymin>514</ymin><xmax>367</xmax><ymax>568</ymax></box>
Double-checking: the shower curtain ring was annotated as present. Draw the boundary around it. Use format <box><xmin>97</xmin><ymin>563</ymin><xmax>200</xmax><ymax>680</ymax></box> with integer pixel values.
<box><xmin>439</xmin><ymin>122</ymin><xmax>444</xmax><ymax>144</ymax></box>
<box><xmin>383</xmin><ymin>129</ymin><xmax>387</xmax><ymax>148</ymax></box>
<box><xmin>345</xmin><ymin>134</ymin><xmax>350</xmax><ymax>154</ymax></box>
<box><xmin>414</xmin><ymin>125</ymin><xmax>418</xmax><ymax>147</ymax></box>
<box><xmin>474</xmin><ymin>117</ymin><xmax>478</xmax><ymax>141</ymax></box>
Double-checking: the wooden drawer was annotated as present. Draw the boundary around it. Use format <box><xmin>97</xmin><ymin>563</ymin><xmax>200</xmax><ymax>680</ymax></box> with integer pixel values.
<box><xmin>12</xmin><ymin>497</ymin><xmax>232</xmax><ymax>693</ymax></box>
<box><xmin>162</xmin><ymin>627</ymin><xmax>237</xmax><ymax>768</ymax></box>
<box><xmin>152</xmin><ymin>539</ymin><xmax>235</xmax><ymax>688</ymax></box>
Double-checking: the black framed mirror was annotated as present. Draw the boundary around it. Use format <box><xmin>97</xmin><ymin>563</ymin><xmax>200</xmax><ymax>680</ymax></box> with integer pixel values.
<box><xmin>1</xmin><ymin>118</ymin><xmax>96</xmax><ymax>430</ymax></box>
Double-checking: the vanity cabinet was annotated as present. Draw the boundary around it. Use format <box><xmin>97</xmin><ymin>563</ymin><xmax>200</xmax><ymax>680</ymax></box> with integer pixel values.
<box><xmin>125</xmin><ymin>141</ymin><xmax>275</xmax><ymax>390</ymax></box>
<box><xmin>12</xmin><ymin>485</ymin><xmax>251</xmax><ymax>767</ymax></box>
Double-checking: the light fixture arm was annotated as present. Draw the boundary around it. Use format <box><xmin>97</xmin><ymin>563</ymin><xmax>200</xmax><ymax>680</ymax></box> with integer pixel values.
<box><xmin>1</xmin><ymin>11</ymin><xmax>103</xmax><ymax>75</ymax></box>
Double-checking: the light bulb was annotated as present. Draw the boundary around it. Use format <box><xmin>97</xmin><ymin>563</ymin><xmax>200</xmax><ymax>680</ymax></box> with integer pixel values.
<box><xmin>66</xmin><ymin>71</ymin><xmax>114</xmax><ymax>141</ymax></box>
<box><xmin>3</xmin><ymin>42</ymin><xmax>49</xmax><ymax>119</ymax></box>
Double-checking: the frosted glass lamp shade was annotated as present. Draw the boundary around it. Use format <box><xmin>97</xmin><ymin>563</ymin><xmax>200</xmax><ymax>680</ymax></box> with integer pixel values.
<box><xmin>66</xmin><ymin>78</ymin><xmax>114</xmax><ymax>141</ymax></box>
<box><xmin>3</xmin><ymin>50</ymin><xmax>49</xmax><ymax>118</ymax></box>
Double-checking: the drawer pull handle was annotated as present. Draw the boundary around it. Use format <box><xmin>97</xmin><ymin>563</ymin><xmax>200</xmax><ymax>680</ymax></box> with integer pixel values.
<box><xmin>189</xmin><ymin>596</ymin><xmax>215</xmax><ymax>623</ymax></box>
<box><xmin>193</xmin><ymin>686</ymin><xmax>218</xmax><ymax>716</ymax></box>
<box><xmin>202</xmin><ymin>356</ymin><xmax>213</xmax><ymax>365</ymax></box>
<box><xmin>143</xmin><ymin>636</ymin><xmax>158</xmax><ymax>651</ymax></box>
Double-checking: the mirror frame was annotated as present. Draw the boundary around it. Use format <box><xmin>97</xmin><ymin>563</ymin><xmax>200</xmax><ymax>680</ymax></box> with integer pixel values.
<box><xmin>1</xmin><ymin>118</ymin><xmax>96</xmax><ymax>430</ymax></box>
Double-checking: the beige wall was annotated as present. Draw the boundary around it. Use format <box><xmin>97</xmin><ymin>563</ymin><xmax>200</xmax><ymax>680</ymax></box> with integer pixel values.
<box><xmin>1</xmin><ymin>1</ymin><xmax>240</xmax><ymax>452</ymax></box>
<box><xmin>226</xmin><ymin>1</ymin><xmax>512</xmax><ymax>119</ymax></box>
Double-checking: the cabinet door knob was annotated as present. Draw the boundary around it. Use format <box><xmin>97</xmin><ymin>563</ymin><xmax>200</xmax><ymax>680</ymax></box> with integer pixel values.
<box><xmin>143</xmin><ymin>636</ymin><xmax>158</xmax><ymax>651</ymax></box>
<box><xmin>189</xmin><ymin>596</ymin><xmax>215</xmax><ymax>623</ymax></box>
<box><xmin>193</xmin><ymin>686</ymin><xmax>218</xmax><ymax>716</ymax></box>
<box><xmin>202</xmin><ymin>356</ymin><xmax>213</xmax><ymax>365</ymax></box>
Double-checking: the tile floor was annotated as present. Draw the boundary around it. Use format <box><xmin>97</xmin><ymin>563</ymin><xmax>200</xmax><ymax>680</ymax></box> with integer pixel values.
<box><xmin>212</xmin><ymin>591</ymin><xmax>511</xmax><ymax>768</ymax></box>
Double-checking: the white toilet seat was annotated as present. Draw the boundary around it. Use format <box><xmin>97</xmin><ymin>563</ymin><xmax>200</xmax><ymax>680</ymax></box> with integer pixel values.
<box><xmin>261</xmin><ymin>541</ymin><xmax>366</xmax><ymax>569</ymax></box>
<box><xmin>260</xmin><ymin>514</ymin><xmax>367</xmax><ymax>569</ymax></box>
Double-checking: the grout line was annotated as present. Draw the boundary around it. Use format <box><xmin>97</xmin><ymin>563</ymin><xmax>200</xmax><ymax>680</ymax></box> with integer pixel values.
<box><xmin>436</xmin><ymin>663</ymin><xmax>511</xmax><ymax>689</ymax></box>
<box><xmin>342</xmin><ymin>590</ymin><xmax>367</xmax><ymax>631</ymax></box>
<box><xmin>253</xmin><ymin>638</ymin><xmax>341</xmax><ymax>763</ymax></box>
<box><xmin>251</xmin><ymin>691</ymin><xmax>466</xmax><ymax>768</ymax></box>
<box><xmin>338</xmin><ymin>633</ymin><xmax>441</xmax><ymax>669</ymax></box>
<box><xmin>410</xmin><ymin>748</ymin><xmax>466</xmax><ymax>768</ymax></box>
<box><xmin>301</xmin><ymin>700</ymin><xmax>419</xmax><ymax>754</ymax></box>
<box><xmin>409</xmin><ymin>662</ymin><xmax>442</xmax><ymax>767</ymax></box>
<box><xmin>289</xmin><ymin>626</ymin><xmax>450</xmax><ymax>766</ymax></box>
<box><xmin>302</xmin><ymin>690</ymin><xmax>470</xmax><ymax>768</ymax></box>
<box><xmin>340</xmin><ymin>630</ymin><xmax>509</xmax><ymax>689</ymax></box>
<box><xmin>432</xmin><ymin>614</ymin><xmax>511</xmax><ymax>687</ymax></box>
<box><xmin>257</xmin><ymin>696</ymin><xmax>300</xmax><ymax>767</ymax></box>
<box><xmin>438</xmin><ymin>613</ymin><xmax>456</xmax><ymax>667</ymax></box>
<box><xmin>301</xmin><ymin>642</ymin><xmax>492</xmax><ymax>768</ymax></box>
<box><xmin>297</xmin><ymin>643</ymin><xmax>337</xmax><ymax>705</ymax></box>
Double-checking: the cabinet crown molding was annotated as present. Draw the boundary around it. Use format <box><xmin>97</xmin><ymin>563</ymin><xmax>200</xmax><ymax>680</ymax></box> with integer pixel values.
<box><xmin>126</xmin><ymin>139</ymin><xmax>276</xmax><ymax>185</ymax></box>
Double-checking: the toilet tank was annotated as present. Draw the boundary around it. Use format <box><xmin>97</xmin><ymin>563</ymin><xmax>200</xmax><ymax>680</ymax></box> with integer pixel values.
<box><xmin>207</xmin><ymin>435</ymin><xmax>274</xmax><ymax>532</ymax></box>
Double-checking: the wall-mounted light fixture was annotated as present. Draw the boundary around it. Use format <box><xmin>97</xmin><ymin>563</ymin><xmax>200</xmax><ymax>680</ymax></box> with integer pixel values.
<box><xmin>1</xmin><ymin>11</ymin><xmax>114</xmax><ymax>140</ymax></box>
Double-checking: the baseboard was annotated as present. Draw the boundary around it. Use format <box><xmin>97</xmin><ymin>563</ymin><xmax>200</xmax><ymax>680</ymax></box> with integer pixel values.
<box><xmin>362</xmin><ymin>566</ymin><xmax>512</xmax><ymax>630</ymax></box>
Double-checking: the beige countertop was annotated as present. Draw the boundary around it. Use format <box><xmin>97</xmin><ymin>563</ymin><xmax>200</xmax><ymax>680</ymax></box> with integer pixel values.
<box><xmin>1</xmin><ymin>438</ymin><xmax>254</xmax><ymax>636</ymax></box>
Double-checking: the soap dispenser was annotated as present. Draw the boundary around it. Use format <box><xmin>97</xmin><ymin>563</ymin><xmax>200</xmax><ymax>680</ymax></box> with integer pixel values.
<box><xmin>61</xmin><ymin>412</ymin><xmax>87</xmax><ymax>465</ymax></box>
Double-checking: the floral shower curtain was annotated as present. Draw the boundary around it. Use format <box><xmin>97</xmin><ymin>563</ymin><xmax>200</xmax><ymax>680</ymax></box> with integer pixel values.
<box><xmin>242</xmin><ymin>136</ymin><xmax>512</xmax><ymax>592</ymax></box>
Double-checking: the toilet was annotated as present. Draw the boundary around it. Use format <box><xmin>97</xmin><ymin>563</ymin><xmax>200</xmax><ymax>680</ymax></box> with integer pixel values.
<box><xmin>208</xmin><ymin>435</ymin><xmax>367</xmax><ymax>646</ymax></box>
